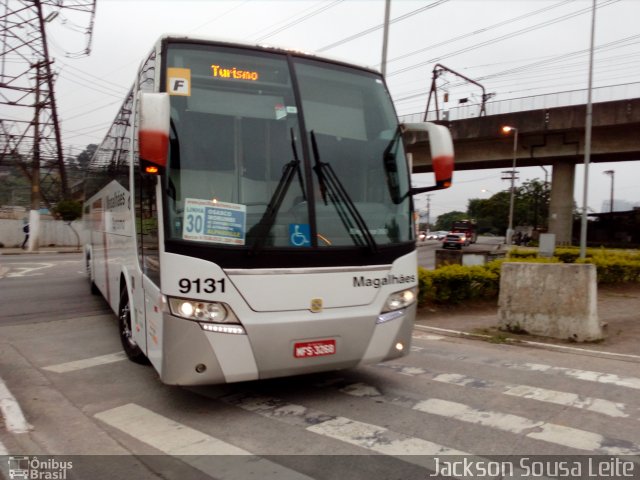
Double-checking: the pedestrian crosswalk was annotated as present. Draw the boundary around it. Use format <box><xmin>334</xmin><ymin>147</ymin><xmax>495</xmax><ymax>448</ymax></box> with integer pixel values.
<box><xmin>5</xmin><ymin>333</ymin><xmax>640</xmax><ymax>479</ymax></box>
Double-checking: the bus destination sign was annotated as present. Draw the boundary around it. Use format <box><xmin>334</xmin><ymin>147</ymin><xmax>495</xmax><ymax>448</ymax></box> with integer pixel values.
<box><xmin>182</xmin><ymin>198</ymin><xmax>247</xmax><ymax>245</ymax></box>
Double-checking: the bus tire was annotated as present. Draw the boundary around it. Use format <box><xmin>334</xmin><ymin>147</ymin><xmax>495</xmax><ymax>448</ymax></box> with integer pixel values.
<box><xmin>86</xmin><ymin>255</ymin><xmax>100</xmax><ymax>295</ymax></box>
<box><xmin>118</xmin><ymin>289</ymin><xmax>148</xmax><ymax>365</ymax></box>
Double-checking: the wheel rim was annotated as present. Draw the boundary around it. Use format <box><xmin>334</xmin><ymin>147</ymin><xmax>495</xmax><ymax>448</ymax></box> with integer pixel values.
<box><xmin>120</xmin><ymin>302</ymin><xmax>136</xmax><ymax>348</ymax></box>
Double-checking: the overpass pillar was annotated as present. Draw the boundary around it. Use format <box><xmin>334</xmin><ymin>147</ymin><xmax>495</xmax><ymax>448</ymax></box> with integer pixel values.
<box><xmin>548</xmin><ymin>162</ymin><xmax>575</xmax><ymax>245</ymax></box>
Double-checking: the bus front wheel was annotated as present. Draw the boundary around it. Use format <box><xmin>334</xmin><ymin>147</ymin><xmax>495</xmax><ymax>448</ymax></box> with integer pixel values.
<box><xmin>118</xmin><ymin>290</ymin><xmax>148</xmax><ymax>365</ymax></box>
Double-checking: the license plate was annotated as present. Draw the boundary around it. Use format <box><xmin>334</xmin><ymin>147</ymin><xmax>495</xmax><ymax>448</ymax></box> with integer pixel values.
<box><xmin>294</xmin><ymin>339</ymin><xmax>336</xmax><ymax>358</ymax></box>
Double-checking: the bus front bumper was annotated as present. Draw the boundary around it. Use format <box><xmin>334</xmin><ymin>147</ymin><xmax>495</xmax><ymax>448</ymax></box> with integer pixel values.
<box><xmin>158</xmin><ymin>305</ymin><xmax>415</xmax><ymax>386</ymax></box>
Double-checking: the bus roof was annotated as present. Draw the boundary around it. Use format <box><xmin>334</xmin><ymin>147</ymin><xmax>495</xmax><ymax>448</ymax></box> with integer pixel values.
<box><xmin>155</xmin><ymin>33</ymin><xmax>381</xmax><ymax>76</ymax></box>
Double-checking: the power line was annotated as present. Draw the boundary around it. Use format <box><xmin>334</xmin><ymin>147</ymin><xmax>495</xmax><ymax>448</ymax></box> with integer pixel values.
<box><xmin>392</xmin><ymin>43</ymin><xmax>640</xmax><ymax>103</ymax></box>
<box><xmin>189</xmin><ymin>0</ymin><xmax>253</xmax><ymax>33</ymax></box>
<box><xmin>386</xmin><ymin>0</ymin><xmax>619</xmax><ymax>77</ymax></box>
<box><xmin>245</xmin><ymin>0</ymin><xmax>323</xmax><ymax>40</ymax></box>
<box><xmin>316</xmin><ymin>0</ymin><xmax>449</xmax><ymax>53</ymax></box>
<box><xmin>384</xmin><ymin>0</ymin><xmax>574</xmax><ymax>66</ymax></box>
<box><xmin>391</xmin><ymin>33</ymin><xmax>640</xmax><ymax>104</ymax></box>
<box><xmin>254</xmin><ymin>0</ymin><xmax>345</xmax><ymax>43</ymax></box>
<box><xmin>474</xmin><ymin>33</ymin><xmax>640</xmax><ymax>83</ymax></box>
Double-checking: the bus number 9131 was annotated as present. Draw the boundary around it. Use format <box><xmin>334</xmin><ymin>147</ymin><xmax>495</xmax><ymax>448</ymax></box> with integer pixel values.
<box><xmin>178</xmin><ymin>278</ymin><xmax>226</xmax><ymax>294</ymax></box>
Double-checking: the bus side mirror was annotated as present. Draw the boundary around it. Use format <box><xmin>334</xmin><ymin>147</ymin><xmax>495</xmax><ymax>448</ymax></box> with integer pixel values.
<box><xmin>401</xmin><ymin>122</ymin><xmax>454</xmax><ymax>194</ymax></box>
<box><xmin>138</xmin><ymin>92</ymin><xmax>170</xmax><ymax>175</ymax></box>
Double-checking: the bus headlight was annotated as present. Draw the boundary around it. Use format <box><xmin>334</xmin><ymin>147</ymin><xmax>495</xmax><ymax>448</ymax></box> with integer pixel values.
<box><xmin>382</xmin><ymin>287</ymin><xmax>417</xmax><ymax>312</ymax></box>
<box><xmin>168</xmin><ymin>298</ymin><xmax>228</xmax><ymax>322</ymax></box>
<box><xmin>377</xmin><ymin>287</ymin><xmax>417</xmax><ymax>324</ymax></box>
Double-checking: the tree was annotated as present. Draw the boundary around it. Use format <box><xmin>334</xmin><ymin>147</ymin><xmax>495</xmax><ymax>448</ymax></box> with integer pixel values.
<box><xmin>52</xmin><ymin>198</ymin><xmax>83</xmax><ymax>251</ymax></box>
<box><xmin>468</xmin><ymin>191</ymin><xmax>510</xmax><ymax>234</ymax></box>
<box><xmin>75</xmin><ymin>144</ymin><xmax>98</xmax><ymax>170</ymax></box>
<box><xmin>466</xmin><ymin>179</ymin><xmax>550</xmax><ymax>235</ymax></box>
<box><xmin>52</xmin><ymin>199</ymin><xmax>82</xmax><ymax>222</ymax></box>
<box><xmin>434</xmin><ymin>210</ymin><xmax>468</xmax><ymax>231</ymax></box>
<box><xmin>516</xmin><ymin>179</ymin><xmax>550</xmax><ymax>229</ymax></box>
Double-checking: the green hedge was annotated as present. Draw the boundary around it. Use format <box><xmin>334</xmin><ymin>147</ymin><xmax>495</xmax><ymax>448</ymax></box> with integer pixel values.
<box><xmin>418</xmin><ymin>262</ymin><xmax>500</xmax><ymax>305</ymax></box>
<box><xmin>418</xmin><ymin>248</ymin><xmax>640</xmax><ymax>307</ymax></box>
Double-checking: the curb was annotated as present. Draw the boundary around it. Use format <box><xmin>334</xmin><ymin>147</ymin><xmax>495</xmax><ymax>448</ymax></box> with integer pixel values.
<box><xmin>414</xmin><ymin>324</ymin><xmax>640</xmax><ymax>364</ymax></box>
<box><xmin>0</xmin><ymin>249</ymin><xmax>81</xmax><ymax>255</ymax></box>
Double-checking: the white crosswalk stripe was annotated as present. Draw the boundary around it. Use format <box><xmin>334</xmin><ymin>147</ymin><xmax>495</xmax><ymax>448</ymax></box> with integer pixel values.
<box><xmin>506</xmin><ymin>362</ymin><xmax>640</xmax><ymax>390</ymax></box>
<box><xmin>0</xmin><ymin>377</ymin><xmax>32</xmax><ymax>433</ymax></box>
<box><xmin>406</xmin><ymin>341</ymin><xmax>640</xmax><ymax>392</ymax></box>
<box><xmin>339</xmin><ymin>380</ymin><xmax>640</xmax><ymax>455</ymax></box>
<box><xmin>222</xmin><ymin>393</ymin><xmax>470</xmax><ymax>461</ymax></box>
<box><xmin>432</xmin><ymin>372</ymin><xmax>630</xmax><ymax>418</ymax></box>
<box><xmin>414</xmin><ymin>398</ymin><xmax>639</xmax><ymax>455</ymax></box>
<box><xmin>94</xmin><ymin>403</ymin><xmax>314</xmax><ymax>480</ymax></box>
<box><xmin>376</xmin><ymin>363</ymin><xmax>634</xmax><ymax>420</ymax></box>
<box><xmin>43</xmin><ymin>352</ymin><xmax>126</xmax><ymax>373</ymax></box>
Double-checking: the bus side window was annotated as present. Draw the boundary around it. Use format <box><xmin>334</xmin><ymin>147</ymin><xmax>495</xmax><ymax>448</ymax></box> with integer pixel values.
<box><xmin>134</xmin><ymin>48</ymin><xmax>160</xmax><ymax>283</ymax></box>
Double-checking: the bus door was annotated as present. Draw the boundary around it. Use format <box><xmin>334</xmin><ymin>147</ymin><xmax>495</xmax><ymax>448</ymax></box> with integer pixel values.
<box><xmin>136</xmin><ymin>172</ymin><xmax>163</xmax><ymax>366</ymax></box>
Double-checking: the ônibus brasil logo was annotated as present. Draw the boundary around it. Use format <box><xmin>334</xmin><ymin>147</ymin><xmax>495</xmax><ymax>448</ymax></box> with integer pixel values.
<box><xmin>7</xmin><ymin>456</ymin><xmax>73</xmax><ymax>480</ymax></box>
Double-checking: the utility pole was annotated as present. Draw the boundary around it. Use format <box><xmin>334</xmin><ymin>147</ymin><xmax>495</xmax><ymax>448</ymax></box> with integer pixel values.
<box><xmin>381</xmin><ymin>0</ymin><xmax>391</xmax><ymax>77</ymax></box>
<box><xmin>604</xmin><ymin>170</ymin><xmax>614</xmax><ymax>213</ymax></box>
<box><xmin>32</xmin><ymin>61</ymin><xmax>41</xmax><ymax>212</ymax></box>
<box><xmin>579</xmin><ymin>0</ymin><xmax>597</xmax><ymax>259</ymax></box>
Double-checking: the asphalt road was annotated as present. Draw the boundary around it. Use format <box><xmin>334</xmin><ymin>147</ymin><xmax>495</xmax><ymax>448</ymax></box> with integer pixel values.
<box><xmin>0</xmin><ymin>253</ymin><xmax>109</xmax><ymax>325</ymax></box>
<box><xmin>1</xmin><ymin>252</ymin><xmax>639</xmax><ymax>480</ymax></box>
<box><xmin>417</xmin><ymin>235</ymin><xmax>505</xmax><ymax>269</ymax></box>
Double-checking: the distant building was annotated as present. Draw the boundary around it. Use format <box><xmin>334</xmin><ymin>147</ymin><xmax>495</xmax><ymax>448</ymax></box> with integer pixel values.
<box><xmin>581</xmin><ymin>207</ymin><xmax>640</xmax><ymax>247</ymax></box>
<box><xmin>601</xmin><ymin>199</ymin><xmax>640</xmax><ymax>213</ymax></box>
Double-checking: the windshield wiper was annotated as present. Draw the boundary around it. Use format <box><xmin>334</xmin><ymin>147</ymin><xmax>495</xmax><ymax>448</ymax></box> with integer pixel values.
<box><xmin>250</xmin><ymin>129</ymin><xmax>306</xmax><ymax>253</ymax></box>
<box><xmin>310</xmin><ymin>131</ymin><xmax>377</xmax><ymax>253</ymax></box>
<box><xmin>382</xmin><ymin>125</ymin><xmax>405</xmax><ymax>205</ymax></box>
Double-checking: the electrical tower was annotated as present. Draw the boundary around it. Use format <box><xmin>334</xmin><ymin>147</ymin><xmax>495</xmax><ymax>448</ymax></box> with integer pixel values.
<box><xmin>423</xmin><ymin>63</ymin><xmax>495</xmax><ymax>122</ymax></box>
<box><xmin>0</xmin><ymin>0</ymin><xmax>96</xmax><ymax>211</ymax></box>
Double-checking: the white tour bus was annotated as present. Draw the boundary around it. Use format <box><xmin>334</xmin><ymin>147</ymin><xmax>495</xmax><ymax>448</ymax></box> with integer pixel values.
<box><xmin>83</xmin><ymin>35</ymin><xmax>454</xmax><ymax>386</ymax></box>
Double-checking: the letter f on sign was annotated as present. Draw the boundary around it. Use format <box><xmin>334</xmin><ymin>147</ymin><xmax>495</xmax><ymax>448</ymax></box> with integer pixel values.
<box><xmin>167</xmin><ymin>68</ymin><xmax>191</xmax><ymax>96</ymax></box>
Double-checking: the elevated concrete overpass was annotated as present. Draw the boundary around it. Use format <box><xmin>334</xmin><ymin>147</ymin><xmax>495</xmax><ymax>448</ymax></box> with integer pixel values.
<box><xmin>403</xmin><ymin>98</ymin><xmax>640</xmax><ymax>244</ymax></box>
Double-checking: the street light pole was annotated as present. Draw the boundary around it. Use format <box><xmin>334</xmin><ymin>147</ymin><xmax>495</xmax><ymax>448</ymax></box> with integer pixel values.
<box><xmin>604</xmin><ymin>170</ymin><xmax>614</xmax><ymax>213</ymax></box>
<box><xmin>502</xmin><ymin>126</ymin><xmax>518</xmax><ymax>245</ymax></box>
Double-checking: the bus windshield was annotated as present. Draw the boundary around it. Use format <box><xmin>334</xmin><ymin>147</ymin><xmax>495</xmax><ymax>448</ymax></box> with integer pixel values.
<box><xmin>164</xmin><ymin>42</ymin><xmax>412</xmax><ymax>251</ymax></box>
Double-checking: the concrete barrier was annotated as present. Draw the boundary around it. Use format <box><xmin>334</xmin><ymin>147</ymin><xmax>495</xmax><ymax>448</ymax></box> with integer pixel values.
<box><xmin>435</xmin><ymin>249</ymin><xmax>506</xmax><ymax>268</ymax></box>
<box><xmin>498</xmin><ymin>262</ymin><xmax>602</xmax><ymax>342</ymax></box>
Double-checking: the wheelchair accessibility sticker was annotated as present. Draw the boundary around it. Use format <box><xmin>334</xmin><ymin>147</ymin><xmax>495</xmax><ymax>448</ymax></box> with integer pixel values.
<box><xmin>289</xmin><ymin>224</ymin><xmax>311</xmax><ymax>247</ymax></box>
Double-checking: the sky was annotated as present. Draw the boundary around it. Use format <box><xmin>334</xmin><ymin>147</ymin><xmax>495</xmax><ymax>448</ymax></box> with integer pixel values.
<box><xmin>17</xmin><ymin>0</ymin><xmax>640</xmax><ymax>220</ymax></box>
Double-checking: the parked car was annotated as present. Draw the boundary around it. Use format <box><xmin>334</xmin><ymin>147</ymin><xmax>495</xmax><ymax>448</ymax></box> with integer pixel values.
<box><xmin>442</xmin><ymin>232</ymin><xmax>469</xmax><ymax>249</ymax></box>
<box><xmin>418</xmin><ymin>231</ymin><xmax>427</xmax><ymax>242</ymax></box>
<box><xmin>427</xmin><ymin>230</ymin><xmax>447</xmax><ymax>240</ymax></box>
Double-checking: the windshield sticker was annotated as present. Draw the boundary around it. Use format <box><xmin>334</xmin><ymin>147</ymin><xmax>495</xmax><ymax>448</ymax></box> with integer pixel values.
<box><xmin>275</xmin><ymin>103</ymin><xmax>287</xmax><ymax>120</ymax></box>
<box><xmin>167</xmin><ymin>68</ymin><xmax>191</xmax><ymax>96</ymax></box>
<box><xmin>183</xmin><ymin>198</ymin><xmax>246</xmax><ymax>245</ymax></box>
<box><xmin>289</xmin><ymin>224</ymin><xmax>311</xmax><ymax>247</ymax></box>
